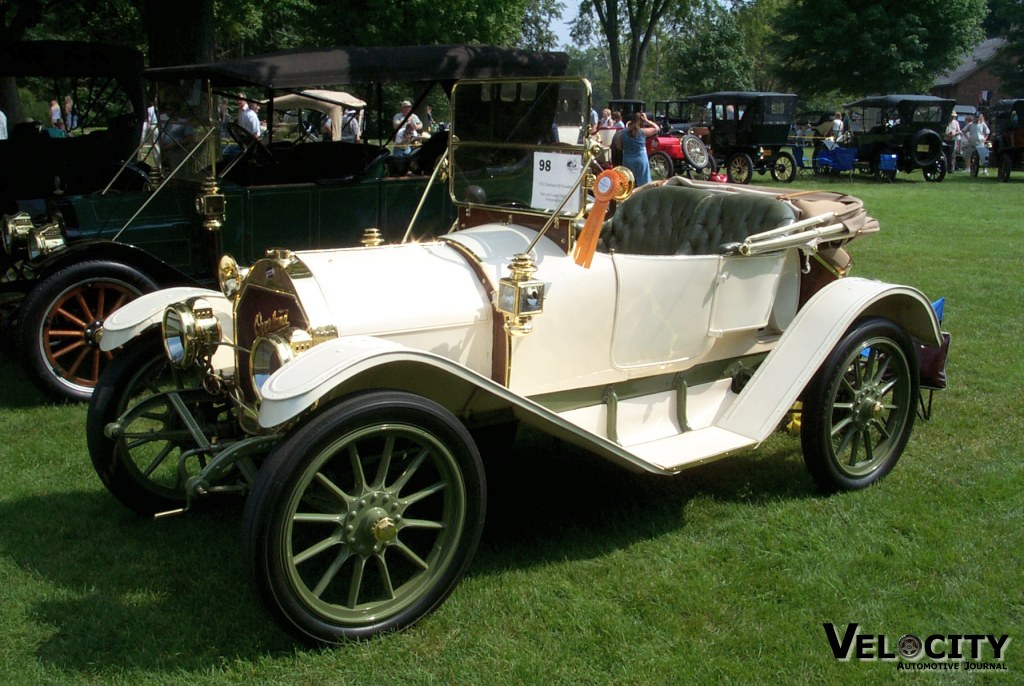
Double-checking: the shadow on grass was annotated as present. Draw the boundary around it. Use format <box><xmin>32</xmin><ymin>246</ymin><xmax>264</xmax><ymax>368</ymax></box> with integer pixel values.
<box><xmin>0</xmin><ymin>491</ymin><xmax>298</xmax><ymax>672</ymax></box>
<box><xmin>0</xmin><ymin>426</ymin><xmax>819</xmax><ymax>672</ymax></box>
<box><xmin>473</xmin><ymin>426</ymin><xmax>818</xmax><ymax>574</ymax></box>
<box><xmin>0</xmin><ymin>354</ymin><xmax>50</xmax><ymax>408</ymax></box>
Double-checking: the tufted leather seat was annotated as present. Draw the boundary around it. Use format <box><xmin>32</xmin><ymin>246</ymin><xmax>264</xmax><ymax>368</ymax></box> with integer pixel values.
<box><xmin>597</xmin><ymin>185</ymin><xmax>794</xmax><ymax>256</ymax></box>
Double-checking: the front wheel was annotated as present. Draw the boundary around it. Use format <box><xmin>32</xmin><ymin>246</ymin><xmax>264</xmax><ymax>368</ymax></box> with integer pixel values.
<box><xmin>922</xmin><ymin>157</ymin><xmax>946</xmax><ymax>183</ymax></box>
<box><xmin>648</xmin><ymin>150</ymin><xmax>673</xmax><ymax>181</ymax></box>
<box><xmin>770</xmin><ymin>151</ymin><xmax>797</xmax><ymax>183</ymax></box>
<box><xmin>726</xmin><ymin>152</ymin><xmax>753</xmax><ymax>184</ymax></box>
<box><xmin>86</xmin><ymin>331</ymin><xmax>234</xmax><ymax>515</ymax></box>
<box><xmin>243</xmin><ymin>391</ymin><xmax>486</xmax><ymax>644</ymax></box>
<box><xmin>18</xmin><ymin>260</ymin><xmax>158</xmax><ymax>402</ymax></box>
<box><xmin>969</xmin><ymin>150</ymin><xmax>980</xmax><ymax>177</ymax></box>
<box><xmin>801</xmin><ymin>318</ymin><xmax>918</xmax><ymax>492</ymax></box>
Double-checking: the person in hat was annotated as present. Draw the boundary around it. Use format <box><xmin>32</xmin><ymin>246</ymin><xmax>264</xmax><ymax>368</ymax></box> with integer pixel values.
<box><xmin>392</xmin><ymin>99</ymin><xmax>422</xmax><ymax>132</ymax></box>
<box><xmin>944</xmin><ymin>111</ymin><xmax>962</xmax><ymax>172</ymax></box>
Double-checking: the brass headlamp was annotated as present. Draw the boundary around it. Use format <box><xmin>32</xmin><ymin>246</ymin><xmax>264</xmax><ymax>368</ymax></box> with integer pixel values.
<box><xmin>162</xmin><ymin>297</ymin><xmax>222</xmax><ymax>368</ymax></box>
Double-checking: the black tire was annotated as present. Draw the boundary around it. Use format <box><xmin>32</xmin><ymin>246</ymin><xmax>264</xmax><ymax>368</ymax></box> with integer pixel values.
<box><xmin>243</xmin><ymin>390</ymin><xmax>486</xmax><ymax>644</ymax></box>
<box><xmin>648</xmin><ymin>150</ymin><xmax>673</xmax><ymax>181</ymax></box>
<box><xmin>17</xmin><ymin>260</ymin><xmax>158</xmax><ymax>402</ymax></box>
<box><xmin>969</xmin><ymin>150</ymin><xmax>980</xmax><ymax>177</ymax></box>
<box><xmin>685</xmin><ymin>155</ymin><xmax>718</xmax><ymax>181</ymax></box>
<box><xmin>681</xmin><ymin>134</ymin><xmax>710</xmax><ymax>170</ymax></box>
<box><xmin>801</xmin><ymin>318</ymin><xmax>919</xmax><ymax>493</ymax></box>
<box><xmin>86</xmin><ymin>330</ymin><xmax>233</xmax><ymax>515</ymax></box>
<box><xmin>908</xmin><ymin>128</ymin><xmax>943</xmax><ymax>168</ymax></box>
<box><xmin>922</xmin><ymin>157</ymin><xmax>946</xmax><ymax>183</ymax></box>
<box><xmin>998</xmin><ymin>154</ymin><xmax>1012</xmax><ymax>182</ymax></box>
<box><xmin>726</xmin><ymin>152</ymin><xmax>753</xmax><ymax>184</ymax></box>
<box><xmin>770</xmin><ymin>151</ymin><xmax>797</xmax><ymax>183</ymax></box>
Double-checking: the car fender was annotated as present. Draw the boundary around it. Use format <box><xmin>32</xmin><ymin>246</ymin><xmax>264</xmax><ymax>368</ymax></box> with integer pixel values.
<box><xmin>28</xmin><ymin>239</ymin><xmax>193</xmax><ymax>288</ymax></box>
<box><xmin>99</xmin><ymin>286</ymin><xmax>230</xmax><ymax>351</ymax></box>
<box><xmin>257</xmin><ymin>335</ymin><xmax>675</xmax><ymax>475</ymax></box>
<box><xmin>717</xmin><ymin>276</ymin><xmax>942</xmax><ymax>441</ymax></box>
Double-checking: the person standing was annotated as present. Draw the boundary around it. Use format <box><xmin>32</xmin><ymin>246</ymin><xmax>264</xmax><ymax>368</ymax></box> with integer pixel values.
<box><xmin>237</xmin><ymin>94</ymin><xmax>260</xmax><ymax>137</ymax></box>
<box><xmin>0</xmin><ymin>107</ymin><xmax>7</xmax><ymax>140</ymax></box>
<box><xmin>49</xmin><ymin>99</ymin><xmax>61</xmax><ymax>127</ymax></box>
<box><xmin>392</xmin><ymin>100</ymin><xmax>422</xmax><ymax>132</ymax></box>
<box><xmin>63</xmin><ymin>94</ymin><xmax>76</xmax><ymax>131</ymax></box>
<box><xmin>944</xmin><ymin>112</ymin><xmax>961</xmax><ymax>172</ymax></box>
<box><xmin>962</xmin><ymin>114</ymin><xmax>990</xmax><ymax>174</ymax></box>
<box><xmin>830</xmin><ymin>111</ymin><xmax>844</xmax><ymax>140</ymax></box>
<box><xmin>621</xmin><ymin>111</ymin><xmax>659</xmax><ymax>186</ymax></box>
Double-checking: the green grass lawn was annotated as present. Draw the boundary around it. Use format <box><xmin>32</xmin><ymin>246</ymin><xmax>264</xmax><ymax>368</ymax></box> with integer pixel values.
<box><xmin>1</xmin><ymin>170</ymin><xmax>1021</xmax><ymax>684</ymax></box>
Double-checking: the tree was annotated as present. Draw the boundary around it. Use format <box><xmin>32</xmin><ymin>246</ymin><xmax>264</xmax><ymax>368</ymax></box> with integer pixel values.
<box><xmin>988</xmin><ymin>0</ymin><xmax>1024</xmax><ymax>95</ymax></box>
<box><xmin>572</xmin><ymin>0</ymin><xmax>678</xmax><ymax>99</ymax></box>
<box><xmin>522</xmin><ymin>0</ymin><xmax>568</xmax><ymax>51</ymax></box>
<box><xmin>774</xmin><ymin>0</ymin><xmax>988</xmax><ymax>97</ymax></box>
<box><xmin>731</xmin><ymin>0</ymin><xmax>789</xmax><ymax>91</ymax></box>
<box><xmin>665</xmin><ymin>0</ymin><xmax>754</xmax><ymax>95</ymax></box>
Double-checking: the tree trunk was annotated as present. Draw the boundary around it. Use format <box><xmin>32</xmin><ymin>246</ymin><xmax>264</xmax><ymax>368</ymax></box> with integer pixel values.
<box><xmin>0</xmin><ymin>77</ymin><xmax>24</xmax><ymax>124</ymax></box>
<box><xmin>141</xmin><ymin>0</ymin><xmax>215</xmax><ymax>67</ymax></box>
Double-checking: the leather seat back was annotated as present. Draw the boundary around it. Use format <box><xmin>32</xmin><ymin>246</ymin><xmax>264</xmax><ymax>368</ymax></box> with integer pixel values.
<box><xmin>599</xmin><ymin>185</ymin><xmax>794</xmax><ymax>256</ymax></box>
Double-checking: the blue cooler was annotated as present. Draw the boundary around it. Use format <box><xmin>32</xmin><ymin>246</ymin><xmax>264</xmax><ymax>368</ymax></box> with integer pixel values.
<box><xmin>878</xmin><ymin>154</ymin><xmax>897</xmax><ymax>171</ymax></box>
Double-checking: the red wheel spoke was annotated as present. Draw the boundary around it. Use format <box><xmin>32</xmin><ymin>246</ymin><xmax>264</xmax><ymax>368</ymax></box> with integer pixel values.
<box><xmin>74</xmin><ymin>290</ymin><xmax>96</xmax><ymax>323</ymax></box>
<box><xmin>47</xmin><ymin>328</ymin><xmax>87</xmax><ymax>338</ymax></box>
<box><xmin>51</xmin><ymin>338</ymin><xmax>87</xmax><ymax>360</ymax></box>
<box><xmin>63</xmin><ymin>345</ymin><xmax>91</xmax><ymax>378</ymax></box>
<box><xmin>54</xmin><ymin>306</ymin><xmax>89</xmax><ymax>329</ymax></box>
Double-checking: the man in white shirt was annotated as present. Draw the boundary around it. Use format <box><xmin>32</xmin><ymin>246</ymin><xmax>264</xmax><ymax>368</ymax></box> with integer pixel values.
<box><xmin>392</xmin><ymin>100</ymin><xmax>421</xmax><ymax>132</ymax></box>
<box><xmin>237</xmin><ymin>95</ymin><xmax>260</xmax><ymax>137</ymax></box>
<box><xmin>0</xmin><ymin>108</ymin><xmax>7</xmax><ymax>140</ymax></box>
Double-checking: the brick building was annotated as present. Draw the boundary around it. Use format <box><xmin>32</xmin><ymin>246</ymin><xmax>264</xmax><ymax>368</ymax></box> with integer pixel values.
<box><xmin>931</xmin><ymin>38</ymin><xmax>1009</xmax><ymax>108</ymax></box>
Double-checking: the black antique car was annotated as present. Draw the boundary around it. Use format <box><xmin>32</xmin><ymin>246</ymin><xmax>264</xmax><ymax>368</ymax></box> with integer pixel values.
<box><xmin>1</xmin><ymin>44</ymin><xmax>568</xmax><ymax>401</ymax></box>
<box><xmin>683</xmin><ymin>91</ymin><xmax>799</xmax><ymax>184</ymax></box>
<box><xmin>988</xmin><ymin>98</ymin><xmax>1024</xmax><ymax>182</ymax></box>
<box><xmin>826</xmin><ymin>94</ymin><xmax>954</xmax><ymax>182</ymax></box>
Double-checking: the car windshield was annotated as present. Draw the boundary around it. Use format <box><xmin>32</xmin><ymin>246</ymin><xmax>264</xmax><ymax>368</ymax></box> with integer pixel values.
<box><xmin>449</xmin><ymin>78</ymin><xmax>590</xmax><ymax>216</ymax></box>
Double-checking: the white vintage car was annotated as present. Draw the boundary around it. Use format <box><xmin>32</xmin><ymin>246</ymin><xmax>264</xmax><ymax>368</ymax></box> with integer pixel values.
<box><xmin>87</xmin><ymin>77</ymin><xmax>943</xmax><ymax>644</ymax></box>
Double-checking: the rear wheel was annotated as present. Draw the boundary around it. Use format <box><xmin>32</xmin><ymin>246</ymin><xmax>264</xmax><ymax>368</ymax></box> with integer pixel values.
<box><xmin>997</xmin><ymin>154</ymin><xmax>1012</xmax><ymax>182</ymax></box>
<box><xmin>648</xmin><ymin>151</ymin><xmax>673</xmax><ymax>181</ymax></box>
<box><xmin>17</xmin><ymin>260</ymin><xmax>158</xmax><ymax>402</ymax></box>
<box><xmin>801</xmin><ymin>318</ymin><xmax>918</xmax><ymax>492</ymax></box>
<box><xmin>770</xmin><ymin>151</ymin><xmax>797</xmax><ymax>183</ymax></box>
<box><xmin>243</xmin><ymin>391</ymin><xmax>486</xmax><ymax>644</ymax></box>
<box><xmin>726</xmin><ymin>152</ymin><xmax>753</xmax><ymax>184</ymax></box>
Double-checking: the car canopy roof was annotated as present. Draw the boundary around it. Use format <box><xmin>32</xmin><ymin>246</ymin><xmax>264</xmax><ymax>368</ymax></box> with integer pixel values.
<box><xmin>844</xmin><ymin>94</ymin><xmax>955</xmax><ymax>109</ymax></box>
<box><xmin>0</xmin><ymin>40</ymin><xmax>145</xmax><ymax>115</ymax></box>
<box><xmin>146</xmin><ymin>44</ymin><xmax>569</xmax><ymax>90</ymax></box>
<box><xmin>265</xmin><ymin>90</ymin><xmax>367</xmax><ymax>141</ymax></box>
<box><xmin>686</xmin><ymin>91</ymin><xmax>797</xmax><ymax>104</ymax></box>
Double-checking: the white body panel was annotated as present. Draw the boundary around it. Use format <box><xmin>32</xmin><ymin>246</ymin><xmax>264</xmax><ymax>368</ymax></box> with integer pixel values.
<box><xmin>280</xmin><ymin>242</ymin><xmax>495</xmax><ymax>376</ymax></box>
<box><xmin>99</xmin><ymin>287</ymin><xmax>232</xmax><ymax>351</ymax></box>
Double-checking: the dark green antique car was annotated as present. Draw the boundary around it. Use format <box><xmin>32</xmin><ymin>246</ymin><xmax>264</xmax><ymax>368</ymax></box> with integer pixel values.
<box><xmin>825</xmin><ymin>94</ymin><xmax>954</xmax><ymax>182</ymax></box>
<box><xmin>1</xmin><ymin>44</ymin><xmax>567</xmax><ymax>401</ymax></box>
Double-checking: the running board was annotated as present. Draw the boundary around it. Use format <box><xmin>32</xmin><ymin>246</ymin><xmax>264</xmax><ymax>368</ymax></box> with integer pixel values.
<box><xmin>624</xmin><ymin>426</ymin><xmax>756</xmax><ymax>472</ymax></box>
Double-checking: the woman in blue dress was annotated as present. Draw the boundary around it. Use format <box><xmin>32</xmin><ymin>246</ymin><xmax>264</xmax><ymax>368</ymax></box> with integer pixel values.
<box><xmin>620</xmin><ymin>111</ymin><xmax>660</xmax><ymax>186</ymax></box>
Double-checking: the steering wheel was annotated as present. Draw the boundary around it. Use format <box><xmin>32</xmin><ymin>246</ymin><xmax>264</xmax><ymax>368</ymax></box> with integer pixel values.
<box><xmin>227</xmin><ymin>122</ymin><xmax>273</xmax><ymax>162</ymax></box>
